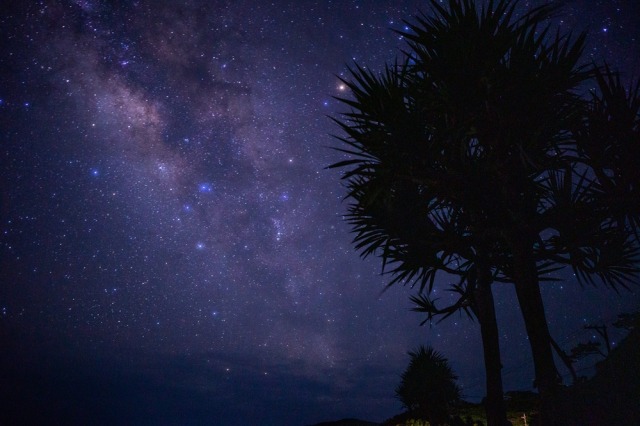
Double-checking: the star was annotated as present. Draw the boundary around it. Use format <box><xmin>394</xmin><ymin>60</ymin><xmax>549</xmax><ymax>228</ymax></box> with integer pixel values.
<box><xmin>198</xmin><ymin>183</ymin><xmax>213</xmax><ymax>193</ymax></box>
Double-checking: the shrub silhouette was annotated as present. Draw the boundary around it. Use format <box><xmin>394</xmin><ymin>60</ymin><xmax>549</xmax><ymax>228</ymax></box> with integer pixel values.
<box><xmin>396</xmin><ymin>345</ymin><xmax>461</xmax><ymax>425</ymax></box>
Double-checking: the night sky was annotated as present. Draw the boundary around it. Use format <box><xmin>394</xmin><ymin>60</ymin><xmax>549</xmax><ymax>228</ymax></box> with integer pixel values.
<box><xmin>1</xmin><ymin>1</ymin><xmax>639</xmax><ymax>425</ymax></box>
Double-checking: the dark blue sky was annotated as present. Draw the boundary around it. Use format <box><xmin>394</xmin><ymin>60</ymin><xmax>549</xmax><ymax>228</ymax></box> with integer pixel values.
<box><xmin>1</xmin><ymin>1</ymin><xmax>639</xmax><ymax>424</ymax></box>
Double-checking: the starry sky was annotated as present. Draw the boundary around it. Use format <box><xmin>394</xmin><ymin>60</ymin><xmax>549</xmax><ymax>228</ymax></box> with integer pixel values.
<box><xmin>1</xmin><ymin>1</ymin><xmax>639</xmax><ymax>425</ymax></box>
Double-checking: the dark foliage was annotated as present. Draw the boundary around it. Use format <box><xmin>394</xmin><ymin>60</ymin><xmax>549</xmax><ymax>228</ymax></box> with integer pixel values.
<box><xmin>559</xmin><ymin>324</ymin><xmax>640</xmax><ymax>425</ymax></box>
<box><xmin>330</xmin><ymin>0</ymin><xmax>640</xmax><ymax>424</ymax></box>
<box><xmin>395</xmin><ymin>345</ymin><xmax>462</xmax><ymax>425</ymax></box>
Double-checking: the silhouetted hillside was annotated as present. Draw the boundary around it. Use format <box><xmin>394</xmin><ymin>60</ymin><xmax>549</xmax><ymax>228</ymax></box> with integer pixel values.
<box><xmin>308</xmin><ymin>419</ymin><xmax>379</xmax><ymax>426</ymax></box>
<box><xmin>561</xmin><ymin>324</ymin><xmax>640</xmax><ymax>425</ymax></box>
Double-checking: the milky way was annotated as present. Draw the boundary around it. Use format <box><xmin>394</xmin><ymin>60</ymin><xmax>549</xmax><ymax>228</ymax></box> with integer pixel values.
<box><xmin>1</xmin><ymin>1</ymin><xmax>639</xmax><ymax>424</ymax></box>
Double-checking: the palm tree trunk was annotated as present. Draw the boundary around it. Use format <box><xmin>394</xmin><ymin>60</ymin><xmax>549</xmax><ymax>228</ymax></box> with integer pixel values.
<box><xmin>473</xmin><ymin>266</ymin><xmax>508</xmax><ymax>426</ymax></box>
<box><xmin>550</xmin><ymin>336</ymin><xmax>579</xmax><ymax>384</ymax></box>
<box><xmin>512</xmin><ymin>242</ymin><xmax>561</xmax><ymax>425</ymax></box>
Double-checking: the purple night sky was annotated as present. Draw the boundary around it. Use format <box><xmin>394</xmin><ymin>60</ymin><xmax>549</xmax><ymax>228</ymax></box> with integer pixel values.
<box><xmin>1</xmin><ymin>1</ymin><xmax>639</xmax><ymax>424</ymax></box>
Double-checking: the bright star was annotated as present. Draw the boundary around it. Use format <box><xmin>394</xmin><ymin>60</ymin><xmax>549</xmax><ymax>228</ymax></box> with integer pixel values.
<box><xmin>198</xmin><ymin>183</ymin><xmax>213</xmax><ymax>193</ymax></box>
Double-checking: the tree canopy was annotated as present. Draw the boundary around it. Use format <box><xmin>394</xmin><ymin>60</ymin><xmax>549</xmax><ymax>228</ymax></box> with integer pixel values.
<box><xmin>330</xmin><ymin>1</ymin><xmax>640</xmax><ymax>425</ymax></box>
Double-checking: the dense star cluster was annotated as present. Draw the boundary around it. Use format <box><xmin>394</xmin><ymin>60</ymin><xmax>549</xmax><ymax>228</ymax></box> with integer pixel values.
<box><xmin>1</xmin><ymin>1</ymin><xmax>639</xmax><ymax>424</ymax></box>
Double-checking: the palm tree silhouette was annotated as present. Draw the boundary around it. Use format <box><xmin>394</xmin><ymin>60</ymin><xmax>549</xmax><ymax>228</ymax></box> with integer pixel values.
<box><xmin>396</xmin><ymin>345</ymin><xmax>462</xmax><ymax>426</ymax></box>
<box><xmin>331</xmin><ymin>1</ymin><xmax>562</xmax><ymax>424</ymax></box>
<box><xmin>576</xmin><ymin>65</ymin><xmax>640</xmax><ymax>234</ymax></box>
<box><xmin>332</xmin><ymin>58</ymin><xmax>510</xmax><ymax>425</ymax></box>
<box><xmin>330</xmin><ymin>1</ymin><xmax>640</xmax><ymax>425</ymax></box>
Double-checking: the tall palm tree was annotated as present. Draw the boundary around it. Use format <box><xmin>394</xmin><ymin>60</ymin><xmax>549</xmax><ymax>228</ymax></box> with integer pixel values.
<box><xmin>396</xmin><ymin>345</ymin><xmax>462</xmax><ymax>425</ymax></box>
<box><xmin>331</xmin><ymin>1</ymin><xmax>558</xmax><ymax>424</ymax></box>
<box><xmin>330</xmin><ymin>1</ymin><xmax>640</xmax><ymax>424</ymax></box>
<box><xmin>332</xmin><ymin>56</ymin><xmax>510</xmax><ymax>426</ymax></box>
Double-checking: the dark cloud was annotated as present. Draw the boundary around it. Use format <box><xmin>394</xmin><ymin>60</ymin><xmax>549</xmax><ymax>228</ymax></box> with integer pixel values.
<box><xmin>0</xmin><ymin>336</ymin><xmax>395</xmax><ymax>425</ymax></box>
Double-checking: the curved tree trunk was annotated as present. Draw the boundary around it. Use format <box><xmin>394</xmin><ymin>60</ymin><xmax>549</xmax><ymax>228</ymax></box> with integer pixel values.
<box><xmin>473</xmin><ymin>265</ymin><xmax>508</xmax><ymax>426</ymax></box>
<box><xmin>550</xmin><ymin>336</ymin><xmax>579</xmax><ymax>384</ymax></box>
<box><xmin>512</xmin><ymin>241</ymin><xmax>561</xmax><ymax>426</ymax></box>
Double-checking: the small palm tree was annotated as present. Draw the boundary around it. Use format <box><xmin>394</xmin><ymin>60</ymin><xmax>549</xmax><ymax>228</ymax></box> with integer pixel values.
<box><xmin>396</xmin><ymin>345</ymin><xmax>462</xmax><ymax>426</ymax></box>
